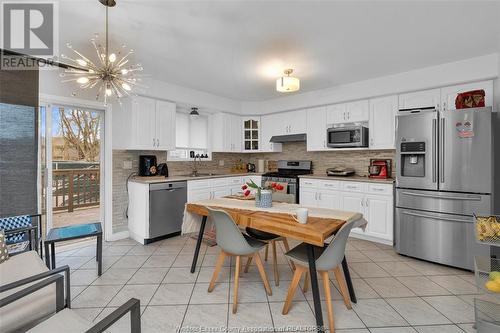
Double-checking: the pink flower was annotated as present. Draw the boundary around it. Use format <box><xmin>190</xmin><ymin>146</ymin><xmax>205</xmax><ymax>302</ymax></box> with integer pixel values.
<box><xmin>244</xmin><ymin>190</ymin><xmax>251</xmax><ymax>196</ymax></box>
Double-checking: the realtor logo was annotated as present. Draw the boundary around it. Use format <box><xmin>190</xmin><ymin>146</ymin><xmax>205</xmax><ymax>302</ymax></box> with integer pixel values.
<box><xmin>1</xmin><ymin>1</ymin><xmax>58</xmax><ymax>57</ymax></box>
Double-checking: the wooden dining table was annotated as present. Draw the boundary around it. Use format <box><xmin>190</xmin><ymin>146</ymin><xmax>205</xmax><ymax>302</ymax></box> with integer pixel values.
<box><xmin>186</xmin><ymin>200</ymin><xmax>361</xmax><ymax>332</ymax></box>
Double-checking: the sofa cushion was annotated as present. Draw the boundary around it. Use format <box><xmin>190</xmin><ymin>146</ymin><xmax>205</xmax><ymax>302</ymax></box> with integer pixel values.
<box><xmin>27</xmin><ymin>309</ymin><xmax>91</xmax><ymax>333</ymax></box>
<box><xmin>0</xmin><ymin>251</ymin><xmax>57</xmax><ymax>332</ymax></box>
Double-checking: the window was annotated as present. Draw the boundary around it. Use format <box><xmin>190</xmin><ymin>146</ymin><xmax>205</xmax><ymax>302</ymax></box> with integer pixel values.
<box><xmin>168</xmin><ymin>112</ymin><xmax>210</xmax><ymax>161</ymax></box>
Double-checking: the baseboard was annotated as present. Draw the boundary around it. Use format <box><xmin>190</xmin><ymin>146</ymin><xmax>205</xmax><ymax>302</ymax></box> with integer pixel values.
<box><xmin>349</xmin><ymin>232</ymin><xmax>393</xmax><ymax>246</ymax></box>
<box><xmin>107</xmin><ymin>230</ymin><xmax>130</xmax><ymax>242</ymax></box>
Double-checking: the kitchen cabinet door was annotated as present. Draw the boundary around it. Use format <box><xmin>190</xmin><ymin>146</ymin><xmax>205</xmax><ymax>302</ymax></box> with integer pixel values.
<box><xmin>440</xmin><ymin>80</ymin><xmax>493</xmax><ymax>111</ymax></box>
<box><xmin>287</xmin><ymin>110</ymin><xmax>307</xmax><ymax>134</ymax></box>
<box><xmin>230</xmin><ymin>114</ymin><xmax>242</xmax><ymax>152</ymax></box>
<box><xmin>345</xmin><ymin>100</ymin><xmax>369</xmax><ymax>122</ymax></box>
<box><xmin>341</xmin><ymin>192</ymin><xmax>365</xmax><ymax>215</ymax></box>
<box><xmin>398</xmin><ymin>88</ymin><xmax>441</xmax><ymax>110</ymax></box>
<box><xmin>326</xmin><ymin>103</ymin><xmax>346</xmax><ymax>124</ymax></box>
<box><xmin>366</xmin><ymin>195</ymin><xmax>393</xmax><ymax>242</ymax></box>
<box><xmin>369</xmin><ymin>95</ymin><xmax>397</xmax><ymax>149</ymax></box>
<box><xmin>156</xmin><ymin>100</ymin><xmax>176</xmax><ymax>150</ymax></box>
<box><xmin>242</xmin><ymin>117</ymin><xmax>260</xmax><ymax>151</ymax></box>
<box><xmin>211</xmin><ymin>113</ymin><xmax>232</xmax><ymax>152</ymax></box>
<box><xmin>306</xmin><ymin>107</ymin><xmax>328</xmax><ymax>151</ymax></box>
<box><xmin>213</xmin><ymin>187</ymin><xmax>231</xmax><ymax>199</ymax></box>
<box><xmin>188</xmin><ymin>188</ymin><xmax>211</xmax><ymax>202</ymax></box>
<box><xmin>317</xmin><ymin>190</ymin><xmax>341</xmax><ymax>210</ymax></box>
<box><xmin>131</xmin><ymin>96</ymin><xmax>156</xmax><ymax>149</ymax></box>
<box><xmin>260</xmin><ymin>114</ymin><xmax>282</xmax><ymax>152</ymax></box>
<box><xmin>299</xmin><ymin>189</ymin><xmax>318</xmax><ymax>207</ymax></box>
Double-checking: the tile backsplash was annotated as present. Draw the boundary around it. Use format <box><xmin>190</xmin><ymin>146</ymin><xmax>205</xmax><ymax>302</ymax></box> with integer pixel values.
<box><xmin>112</xmin><ymin>142</ymin><xmax>395</xmax><ymax>232</ymax></box>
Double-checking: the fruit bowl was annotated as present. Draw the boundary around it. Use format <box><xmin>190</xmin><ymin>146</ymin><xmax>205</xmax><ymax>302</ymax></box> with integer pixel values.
<box><xmin>475</xmin><ymin>256</ymin><xmax>500</xmax><ymax>296</ymax></box>
<box><xmin>475</xmin><ymin>215</ymin><xmax>500</xmax><ymax>246</ymax></box>
<box><xmin>474</xmin><ymin>298</ymin><xmax>500</xmax><ymax>332</ymax></box>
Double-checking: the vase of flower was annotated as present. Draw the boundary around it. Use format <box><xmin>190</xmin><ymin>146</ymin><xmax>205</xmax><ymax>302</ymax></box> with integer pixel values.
<box><xmin>242</xmin><ymin>179</ymin><xmax>284</xmax><ymax>208</ymax></box>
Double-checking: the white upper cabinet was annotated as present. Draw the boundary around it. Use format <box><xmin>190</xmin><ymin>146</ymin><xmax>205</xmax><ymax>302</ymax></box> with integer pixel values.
<box><xmin>440</xmin><ymin>80</ymin><xmax>493</xmax><ymax>111</ymax></box>
<box><xmin>155</xmin><ymin>100</ymin><xmax>176</xmax><ymax>150</ymax></box>
<box><xmin>398</xmin><ymin>88</ymin><xmax>441</xmax><ymax>110</ymax></box>
<box><xmin>369</xmin><ymin>95</ymin><xmax>398</xmax><ymax>149</ymax></box>
<box><xmin>345</xmin><ymin>100</ymin><xmax>369</xmax><ymax>123</ymax></box>
<box><xmin>132</xmin><ymin>96</ymin><xmax>156</xmax><ymax>149</ymax></box>
<box><xmin>287</xmin><ymin>110</ymin><xmax>307</xmax><ymax>134</ymax></box>
<box><xmin>326</xmin><ymin>103</ymin><xmax>346</xmax><ymax>124</ymax></box>
<box><xmin>211</xmin><ymin>113</ymin><xmax>242</xmax><ymax>152</ymax></box>
<box><xmin>306</xmin><ymin>106</ymin><xmax>328</xmax><ymax>151</ymax></box>
<box><xmin>260</xmin><ymin>114</ymin><xmax>282</xmax><ymax>152</ymax></box>
<box><xmin>326</xmin><ymin>100</ymin><xmax>368</xmax><ymax>124</ymax></box>
<box><xmin>114</xmin><ymin>96</ymin><xmax>176</xmax><ymax>150</ymax></box>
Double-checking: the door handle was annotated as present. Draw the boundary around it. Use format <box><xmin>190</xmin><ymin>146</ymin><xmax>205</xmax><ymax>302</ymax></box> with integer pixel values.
<box><xmin>440</xmin><ymin>119</ymin><xmax>445</xmax><ymax>183</ymax></box>
<box><xmin>400</xmin><ymin>191</ymin><xmax>482</xmax><ymax>201</ymax></box>
<box><xmin>402</xmin><ymin>210</ymin><xmax>471</xmax><ymax>223</ymax></box>
<box><xmin>432</xmin><ymin>118</ymin><xmax>437</xmax><ymax>183</ymax></box>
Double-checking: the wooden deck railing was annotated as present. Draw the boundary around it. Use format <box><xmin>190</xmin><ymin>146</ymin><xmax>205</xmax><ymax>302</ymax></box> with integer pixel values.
<box><xmin>52</xmin><ymin>169</ymin><xmax>100</xmax><ymax>212</ymax></box>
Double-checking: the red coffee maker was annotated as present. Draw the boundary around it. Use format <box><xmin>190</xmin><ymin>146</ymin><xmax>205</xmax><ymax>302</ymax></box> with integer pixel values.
<box><xmin>368</xmin><ymin>159</ymin><xmax>392</xmax><ymax>179</ymax></box>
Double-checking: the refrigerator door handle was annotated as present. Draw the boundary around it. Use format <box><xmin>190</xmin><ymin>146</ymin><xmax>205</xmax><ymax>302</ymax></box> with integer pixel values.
<box><xmin>400</xmin><ymin>191</ymin><xmax>482</xmax><ymax>201</ymax></box>
<box><xmin>432</xmin><ymin>118</ymin><xmax>437</xmax><ymax>183</ymax></box>
<box><xmin>439</xmin><ymin>118</ymin><xmax>445</xmax><ymax>184</ymax></box>
<box><xmin>402</xmin><ymin>210</ymin><xmax>471</xmax><ymax>223</ymax></box>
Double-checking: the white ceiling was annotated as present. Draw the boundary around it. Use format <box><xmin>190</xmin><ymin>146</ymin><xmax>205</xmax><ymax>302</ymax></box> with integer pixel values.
<box><xmin>58</xmin><ymin>0</ymin><xmax>500</xmax><ymax>102</ymax></box>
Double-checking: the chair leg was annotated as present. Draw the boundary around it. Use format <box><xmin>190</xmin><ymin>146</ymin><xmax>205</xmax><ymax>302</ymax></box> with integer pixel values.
<box><xmin>333</xmin><ymin>266</ymin><xmax>352</xmax><ymax>309</ymax></box>
<box><xmin>303</xmin><ymin>272</ymin><xmax>309</xmax><ymax>293</ymax></box>
<box><xmin>281</xmin><ymin>238</ymin><xmax>296</xmax><ymax>271</ymax></box>
<box><xmin>272</xmin><ymin>240</ymin><xmax>279</xmax><ymax>286</ymax></box>
<box><xmin>233</xmin><ymin>256</ymin><xmax>241</xmax><ymax>314</ymax></box>
<box><xmin>253</xmin><ymin>252</ymin><xmax>272</xmax><ymax>296</ymax></box>
<box><xmin>321</xmin><ymin>271</ymin><xmax>335</xmax><ymax>333</ymax></box>
<box><xmin>244</xmin><ymin>256</ymin><xmax>252</xmax><ymax>273</ymax></box>
<box><xmin>208</xmin><ymin>251</ymin><xmax>226</xmax><ymax>292</ymax></box>
<box><xmin>282</xmin><ymin>266</ymin><xmax>305</xmax><ymax>315</ymax></box>
<box><xmin>264</xmin><ymin>243</ymin><xmax>269</xmax><ymax>261</ymax></box>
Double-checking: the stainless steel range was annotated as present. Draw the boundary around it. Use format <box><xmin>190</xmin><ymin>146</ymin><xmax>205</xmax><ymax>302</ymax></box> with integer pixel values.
<box><xmin>395</xmin><ymin>106</ymin><xmax>493</xmax><ymax>270</ymax></box>
<box><xmin>262</xmin><ymin>160</ymin><xmax>312</xmax><ymax>204</ymax></box>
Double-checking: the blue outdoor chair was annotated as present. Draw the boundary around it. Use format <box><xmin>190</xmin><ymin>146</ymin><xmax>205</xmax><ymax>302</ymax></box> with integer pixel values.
<box><xmin>0</xmin><ymin>214</ymin><xmax>42</xmax><ymax>257</ymax></box>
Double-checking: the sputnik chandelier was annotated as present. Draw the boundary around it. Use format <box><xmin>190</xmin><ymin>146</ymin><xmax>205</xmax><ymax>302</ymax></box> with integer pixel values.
<box><xmin>60</xmin><ymin>0</ymin><xmax>143</xmax><ymax>103</ymax></box>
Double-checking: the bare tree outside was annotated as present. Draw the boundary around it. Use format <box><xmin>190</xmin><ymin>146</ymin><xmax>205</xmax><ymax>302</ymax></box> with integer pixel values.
<box><xmin>59</xmin><ymin>108</ymin><xmax>100</xmax><ymax>162</ymax></box>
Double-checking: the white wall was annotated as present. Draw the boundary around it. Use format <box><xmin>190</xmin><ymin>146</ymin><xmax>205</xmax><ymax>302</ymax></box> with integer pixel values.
<box><xmin>39</xmin><ymin>68</ymin><xmax>240</xmax><ymax>113</ymax></box>
<box><xmin>241</xmin><ymin>53</ymin><xmax>499</xmax><ymax>114</ymax></box>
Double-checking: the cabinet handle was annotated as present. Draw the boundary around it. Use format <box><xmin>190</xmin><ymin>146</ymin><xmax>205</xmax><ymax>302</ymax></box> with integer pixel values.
<box><xmin>314</xmin><ymin>192</ymin><xmax>318</xmax><ymax>200</ymax></box>
<box><xmin>318</xmin><ymin>193</ymin><xmax>322</xmax><ymax>200</ymax></box>
<box><xmin>323</xmin><ymin>140</ymin><xmax>326</xmax><ymax>148</ymax></box>
<box><xmin>365</xmin><ymin>198</ymin><xmax>369</xmax><ymax>207</ymax></box>
<box><xmin>442</xmin><ymin>102</ymin><xmax>446</xmax><ymax>111</ymax></box>
<box><xmin>157</xmin><ymin>138</ymin><xmax>159</xmax><ymax>147</ymax></box>
<box><xmin>361</xmin><ymin>199</ymin><xmax>364</xmax><ymax>207</ymax></box>
<box><xmin>153</xmin><ymin>138</ymin><xmax>155</xmax><ymax>147</ymax></box>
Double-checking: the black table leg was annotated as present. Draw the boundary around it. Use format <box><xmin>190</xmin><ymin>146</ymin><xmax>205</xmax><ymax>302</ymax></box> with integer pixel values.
<box><xmin>190</xmin><ymin>215</ymin><xmax>207</xmax><ymax>274</ymax></box>
<box><xmin>44</xmin><ymin>242</ymin><xmax>50</xmax><ymax>268</ymax></box>
<box><xmin>50</xmin><ymin>243</ymin><xmax>56</xmax><ymax>269</ymax></box>
<box><xmin>306</xmin><ymin>244</ymin><xmax>324</xmax><ymax>332</ymax></box>
<box><xmin>97</xmin><ymin>234</ymin><xmax>103</xmax><ymax>276</ymax></box>
<box><xmin>342</xmin><ymin>256</ymin><xmax>357</xmax><ymax>304</ymax></box>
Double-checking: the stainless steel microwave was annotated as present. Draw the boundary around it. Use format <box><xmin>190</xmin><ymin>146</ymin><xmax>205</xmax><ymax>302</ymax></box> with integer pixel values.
<box><xmin>327</xmin><ymin>125</ymin><xmax>369</xmax><ymax>148</ymax></box>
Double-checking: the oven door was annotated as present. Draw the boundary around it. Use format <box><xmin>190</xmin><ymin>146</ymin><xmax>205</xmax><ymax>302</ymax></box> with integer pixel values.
<box><xmin>395</xmin><ymin>208</ymin><xmax>489</xmax><ymax>270</ymax></box>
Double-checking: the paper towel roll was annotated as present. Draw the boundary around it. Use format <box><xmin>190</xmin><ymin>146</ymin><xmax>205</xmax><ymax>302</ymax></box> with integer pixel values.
<box><xmin>258</xmin><ymin>159</ymin><xmax>265</xmax><ymax>173</ymax></box>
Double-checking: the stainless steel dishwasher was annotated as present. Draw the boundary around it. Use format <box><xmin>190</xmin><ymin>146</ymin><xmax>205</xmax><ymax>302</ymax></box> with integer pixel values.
<box><xmin>149</xmin><ymin>181</ymin><xmax>187</xmax><ymax>242</ymax></box>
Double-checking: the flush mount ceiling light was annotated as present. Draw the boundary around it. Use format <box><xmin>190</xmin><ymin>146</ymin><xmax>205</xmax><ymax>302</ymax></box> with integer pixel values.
<box><xmin>190</xmin><ymin>107</ymin><xmax>200</xmax><ymax>118</ymax></box>
<box><xmin>276</xmin><ymin>68</ymin><xmax>300</xmax><ymax>93</ymax></box>
<box><xmin>60</xmin><ymin>0</ymin><xmax>143</xmax><ymax>104</ymax></box>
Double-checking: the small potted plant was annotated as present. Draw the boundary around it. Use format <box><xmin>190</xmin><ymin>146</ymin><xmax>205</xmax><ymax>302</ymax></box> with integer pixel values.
<box><xmin>242</xmin><ymin>179</ymin><xmax>284</xmax><ymax>208</ymax></box>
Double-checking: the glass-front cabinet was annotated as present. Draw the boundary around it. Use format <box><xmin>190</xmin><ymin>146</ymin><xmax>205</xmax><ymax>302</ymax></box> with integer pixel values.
<box><xmin>242</xmin><ymin>117</ymin><xmax>260</xmax><ymax>151</ymax></box>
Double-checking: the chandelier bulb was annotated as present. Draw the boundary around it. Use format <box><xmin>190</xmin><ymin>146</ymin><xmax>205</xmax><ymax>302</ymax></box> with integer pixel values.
<box><xmin>105</xmin><ymin>88</ymin><xmax>113</xmax><ymax>96</ymax></box>
<box><xmin>109</xmin><ymin>53</ymin><xmax>117</xmax><ymax>63</ymax></box>
<box><xmin>77</xmin><ymin>77</ymin><xmax>89</xmax><ymax>84</ymax></box>
<box><xmin>76</xmin><ymin>59</ymin><xmax>88</xmax><ymax>67</ymax></box>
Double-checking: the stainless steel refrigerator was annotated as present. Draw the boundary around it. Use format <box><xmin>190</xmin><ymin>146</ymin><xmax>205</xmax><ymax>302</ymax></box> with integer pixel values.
<box><xmin>395</xmin><ymin>106</ymin><xmax>493</xmax><ymax>270</ymax></box>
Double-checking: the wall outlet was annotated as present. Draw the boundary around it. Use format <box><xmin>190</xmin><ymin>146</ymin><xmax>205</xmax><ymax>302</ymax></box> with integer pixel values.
<box><xmin>218</xmin><ymin>159</ymin><xmax>224</xmax><ymax>167</ymax></box>
<box><xmin>123</xmin><ymin>160</ymin><xmax>133</xmax><ymax>170</ymax></box>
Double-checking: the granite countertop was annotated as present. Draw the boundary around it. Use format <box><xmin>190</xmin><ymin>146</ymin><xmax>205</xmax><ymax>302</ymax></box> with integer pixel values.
<box><xmin>299</xmin><ymin>174</ymin><xmax>395</xmax><ymax>184</ymax></box>
<box><xmin>130</xmin><ymin>172</ymin><xmax>263</xmax><ymax>184</ymax></box>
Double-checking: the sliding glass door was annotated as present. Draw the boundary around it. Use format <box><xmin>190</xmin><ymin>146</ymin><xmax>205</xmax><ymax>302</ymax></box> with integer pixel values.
<box><xmin>39</xmin><ymin>104</ymin><xmax>103</xmax><ymax>235</ymax></box>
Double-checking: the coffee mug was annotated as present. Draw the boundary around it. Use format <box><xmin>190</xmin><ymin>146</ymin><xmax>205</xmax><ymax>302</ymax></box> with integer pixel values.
<box><xmin>294</xmin><ymin>208</ymin><xmax>309</xmax><ymax>224</ymax></box>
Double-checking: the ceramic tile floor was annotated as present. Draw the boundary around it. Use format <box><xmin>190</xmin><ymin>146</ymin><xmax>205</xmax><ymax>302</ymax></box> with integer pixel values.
<box><xmin>53</xmin><ymin>236</ymin><xmax>483</xmax><ymax>333</ymax></box>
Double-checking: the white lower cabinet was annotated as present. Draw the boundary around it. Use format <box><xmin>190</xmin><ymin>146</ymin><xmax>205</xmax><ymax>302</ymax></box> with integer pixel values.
<box><xmin>188</xmin><ymin>176</ymin><xmax>261</xmax><ymax>201</ymax></box>
<box><xmin>300</xmin><ymin>178</ymin><xmax>393</xmax><ymax>244</ymax></box>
